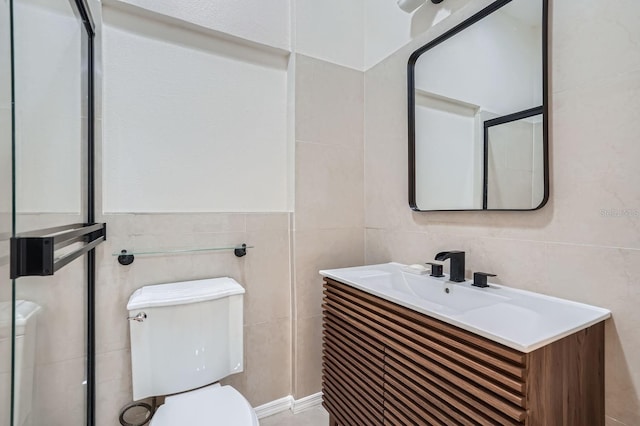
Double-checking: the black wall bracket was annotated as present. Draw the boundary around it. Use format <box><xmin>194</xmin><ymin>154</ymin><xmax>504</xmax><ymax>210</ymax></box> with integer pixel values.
<box><xmin>117</xmin><ymin>250</ymin><xmax>135</xmax><ymax>266</ymax></box>
<box><xmin>234</xmin><ymin>243</ymin><xmax>247</xmax><ymax>258</ymax></box>
<box><xmin>10</xmin><ymin>223</ymin><xmax>106</xmax><ymax>279</ymax></box>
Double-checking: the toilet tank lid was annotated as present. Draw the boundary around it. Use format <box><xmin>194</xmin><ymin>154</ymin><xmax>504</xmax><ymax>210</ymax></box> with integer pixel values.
<box><xmin>127</xmin><ymin>277</ymin><xmax>245</xmax><ymax>310</ymax></box>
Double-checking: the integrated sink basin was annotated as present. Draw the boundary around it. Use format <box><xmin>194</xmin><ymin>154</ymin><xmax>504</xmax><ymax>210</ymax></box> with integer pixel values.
<box><xmin>352</xmin><ymin>268</ymin><xmax>509</xmax><ymax>313</ymax></box>
<box><xmin>320</xmin><ymin>262</ymin><xmax>611</xmax><ymax>352</ymax></box>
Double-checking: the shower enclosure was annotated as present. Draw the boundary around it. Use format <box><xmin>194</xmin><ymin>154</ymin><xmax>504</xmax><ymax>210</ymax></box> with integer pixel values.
<box><xmin>1</xmin><ymin>0</ymin><xmax>104</xmax><ymax>425</ymax></box>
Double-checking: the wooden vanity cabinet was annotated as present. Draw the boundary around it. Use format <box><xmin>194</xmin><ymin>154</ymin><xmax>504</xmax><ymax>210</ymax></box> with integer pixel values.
<box><xmin>321</xmin><ymin>278</ymin><xmax>604</xmax><ymax>426</ymax></box>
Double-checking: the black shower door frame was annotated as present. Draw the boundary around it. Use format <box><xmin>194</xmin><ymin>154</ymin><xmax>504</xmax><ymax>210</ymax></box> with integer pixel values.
<box><xmin>8</xmin><ymin>0</ymin><xmax>102</xmax><ymax>424</ymax></box>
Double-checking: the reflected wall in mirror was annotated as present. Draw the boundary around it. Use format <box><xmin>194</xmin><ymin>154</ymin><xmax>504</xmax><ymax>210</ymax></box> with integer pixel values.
<box><xmin>408</xmin><ymin>0</ymin><xmax>548</xmax><ymax>211</ymax></box>
<box><xmin>485</xmin><ymin>109</ymin><xmax>543</xmax><ymax>209</ymax></box>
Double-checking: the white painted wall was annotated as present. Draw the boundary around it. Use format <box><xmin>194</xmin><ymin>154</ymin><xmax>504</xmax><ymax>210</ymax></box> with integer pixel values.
<box><xmin>102</xmin><ymin>6</ymin><xmax>290</xmax><ymax>212</ymax></box>
<box><xmin>364</xmin><ymin>0</ymin><xmax>477</xmax><ymax>70</ymax></box>
<box><xmin>108</xmin><ymin>0</ymin><xmax>485</xmax><ymax>74</ymax></box>
<box><xmin>109</xmin><ymin>0</ymin><xmax>291</xmax><ymax>51</ymax></box>
<box><xmin>364</xmin><ymin>0</ymin><xmax>414</xmax><ymax>70</ymax></box>
<box><xmin>101</xmin><ymin>1</ymin><xmax>536</xmax><ymax>78</ymax></box>
<box><xmin>293</xmin><ymin>0</ymin><xmax>490</xmax><ymax>72</ymax></box>
<box><xmin>111</xmin><ymin>0</ymin><xmax>371</xmax><ymax>71</ymax></box>
<box><xmin>295</xmin><ymin>0</ymin><xmax>365</xmax><ymax>71</ymax></box>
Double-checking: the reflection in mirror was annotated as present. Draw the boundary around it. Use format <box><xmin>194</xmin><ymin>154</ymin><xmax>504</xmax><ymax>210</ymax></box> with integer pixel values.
<box><xmin>409</xmin><ymin>0</ymin><xmax>547</xmax><ymax>211</ymax></box>
<box><xmin>485</xmin><ymin>111</ymin><xmax>544</xmax><ymax>209</ymax></box>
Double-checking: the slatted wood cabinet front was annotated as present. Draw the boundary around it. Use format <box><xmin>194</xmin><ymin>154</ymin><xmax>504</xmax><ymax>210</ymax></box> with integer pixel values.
<box><xmin>321</xmin><ymin>278</ymin><xmax>604</xmax><ymax>426</ymax></box>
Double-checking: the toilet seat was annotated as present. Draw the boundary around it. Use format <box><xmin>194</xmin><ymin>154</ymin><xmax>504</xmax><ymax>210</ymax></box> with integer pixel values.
<box><xmin>150</xmin><ymin>384</ymin><xmax>259</xmax><ymax>426</ymax></box>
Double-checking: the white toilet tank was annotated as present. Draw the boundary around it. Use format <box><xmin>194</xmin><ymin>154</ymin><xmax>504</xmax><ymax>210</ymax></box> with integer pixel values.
<box><xmin>127</xmin><ymin>278</ymin><xmax>245</xmax><ymax>401</ymax></box>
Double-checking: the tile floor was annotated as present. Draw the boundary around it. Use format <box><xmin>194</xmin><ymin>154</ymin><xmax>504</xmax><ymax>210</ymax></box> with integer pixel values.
<box><xmin>260</xmin><ymin>406</ymin><xmax>330</xmax><ymax>426</ymax></box>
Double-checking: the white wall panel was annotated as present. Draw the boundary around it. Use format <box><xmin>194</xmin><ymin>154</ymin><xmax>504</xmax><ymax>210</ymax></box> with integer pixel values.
<box><xmin>110</xmin><ymin>0</ymin><xmax>291</xmax><ymax>51</ymax></box>
<box><xmin>103</xmin><ymin>7</ymin><xmax>290</xmax><ymax>212</ymax></box>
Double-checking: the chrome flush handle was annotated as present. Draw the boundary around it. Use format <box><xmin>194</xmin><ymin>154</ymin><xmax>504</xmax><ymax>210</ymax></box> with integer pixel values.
<box><xmin>127</xmin><ymin>312</ymin><xmax>147</xmax><ymax>322</ymax></box>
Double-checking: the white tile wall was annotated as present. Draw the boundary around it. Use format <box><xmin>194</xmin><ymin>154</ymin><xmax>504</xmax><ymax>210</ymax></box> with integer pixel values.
<box><xmin>94</xmin><ymin>213</ymin><xmax>293</xmax><ymax>425</ymax></box>
<box><xmin>292</xmin><ymin>54</ymin><xmax>365</xmax><ymax>398</ymax></box>
<box><xmin>363</xmin><ymin>1</ymin><xmax>640</xmax><ymax>424</ymax></box>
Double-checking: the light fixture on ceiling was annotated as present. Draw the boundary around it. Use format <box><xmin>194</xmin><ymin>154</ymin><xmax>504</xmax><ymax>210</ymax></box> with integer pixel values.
<box><xmin>397</xmin><ymin>0</ymin><xmax>444</xmax><ymax>13</ymax></box>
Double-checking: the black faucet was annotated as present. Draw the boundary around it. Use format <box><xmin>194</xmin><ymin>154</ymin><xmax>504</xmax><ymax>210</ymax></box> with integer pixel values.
<box><xmin>434</xmin><ymin>251</ymin><xmax>466</xmax><ymax>282</ymax></box>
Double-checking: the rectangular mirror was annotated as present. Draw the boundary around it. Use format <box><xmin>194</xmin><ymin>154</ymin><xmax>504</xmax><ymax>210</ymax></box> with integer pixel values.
<box><xmin>408</xmin><ymin>0</ymin><xmax>548</xmax><ymax>211</ymax></box>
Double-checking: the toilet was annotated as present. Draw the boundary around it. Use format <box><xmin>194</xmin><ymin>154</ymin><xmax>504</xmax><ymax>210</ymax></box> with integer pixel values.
<box><xmin>127</xmin><ymin>277</ymin><xmax>258</xmax><ymax>425</ymax></box>
<box><xmin>0</xmin><ymin>300</ymin><xmax>40</xmax><ymax>426</ymax></box>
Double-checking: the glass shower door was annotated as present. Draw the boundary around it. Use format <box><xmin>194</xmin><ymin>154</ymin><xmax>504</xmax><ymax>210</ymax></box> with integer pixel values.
<box><xmin>4</xmin><ymin>0</ymin><xmax>102</xmax><ymax>425</ymax></box>
<box><xmin>1</xmin><ymin>0</ymin><xmax>14</xmax><ymax>424</ymax></box>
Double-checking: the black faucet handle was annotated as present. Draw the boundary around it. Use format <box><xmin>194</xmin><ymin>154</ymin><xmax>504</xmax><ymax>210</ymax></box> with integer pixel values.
<box><xmin>473</xmin><ymin>272</ymin><xmax>496</xmax><ymax>288</ymax></box>
<box><xmin>426</xmin><ymin>262</ymin><xmax>444</xmax><ymax>277</ymax></box>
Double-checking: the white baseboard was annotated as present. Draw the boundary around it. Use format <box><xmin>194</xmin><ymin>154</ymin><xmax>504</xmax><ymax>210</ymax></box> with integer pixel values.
<box><xmin>254</xmin><ymin>392</ymin><xmax>323</xmax><ymax>419</ymax></box>
<box><xmin>254</xmin><ymin>396</ymin><xmax>294</xmax><ymax>419</ymax></box>
<box><xmin>292</xmin><ymin>392</ymin><xmax>323</xmax><ymax>414</ymax></box>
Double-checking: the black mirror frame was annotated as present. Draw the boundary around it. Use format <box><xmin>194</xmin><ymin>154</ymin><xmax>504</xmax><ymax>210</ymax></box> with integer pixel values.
<box><xmin>407</xmin><ymin>0</ymin><xmax>549</xmax><ymax>212</ymax></box>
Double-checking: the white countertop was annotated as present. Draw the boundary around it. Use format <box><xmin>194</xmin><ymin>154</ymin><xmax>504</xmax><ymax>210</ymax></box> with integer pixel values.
<box><xmin>320</xmin><ymin>262</ymin><xmax>611</xmax><ymax>353</ymax></box>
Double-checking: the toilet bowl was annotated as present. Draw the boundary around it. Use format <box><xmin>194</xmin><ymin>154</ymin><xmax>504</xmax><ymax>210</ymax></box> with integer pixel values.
<box><xmin>127</xmin><ymin>277</ymin><xmax>257</xmax><ymax>425</ymax></box>
<box><xmin>150</xmin><ymin>384</ymin><xmax>258</xmax><ymax>426</ymax></box>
